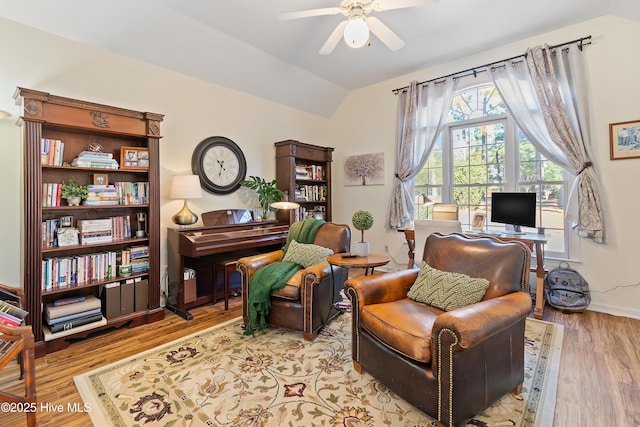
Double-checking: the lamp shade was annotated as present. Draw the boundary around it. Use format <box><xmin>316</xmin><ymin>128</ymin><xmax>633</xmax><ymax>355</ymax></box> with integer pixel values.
<box><xmin>416</xmin><ymin>193</ymin><xmax>434</xmax><ymax>206</ymax></box>
<box><xmin>270</xmin><ymin>200</ymin><xmax>300</xmax><ymax>210</ymax></box>
<box><xmin>344</xmin><ymin>16</ymin><xmax>369</xmax><ymax>48</ymax></box>
<box><xmin>169</xmin><ymin>175</ymin><xmax>203</xmax><ymax>199</ymax></box>
<box><xmin>270</xmin><ymin>191</ymin><xmax>300</xmax><ymax>210</ymax></box>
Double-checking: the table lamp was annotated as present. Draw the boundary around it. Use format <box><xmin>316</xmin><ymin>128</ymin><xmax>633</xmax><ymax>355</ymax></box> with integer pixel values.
<box><xmin>169</xmin><ymin>175</ymin><xmax>203</xmax><ymax>226</ymax></box>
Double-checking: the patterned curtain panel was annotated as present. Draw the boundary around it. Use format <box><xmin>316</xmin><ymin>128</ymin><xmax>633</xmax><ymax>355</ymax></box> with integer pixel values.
<box><xmin>489</xmin><ymin>43</ymin><xmax>604</xmax><ymax>243</ymax></box>
<box><xmin>386</xmin><ymin>79</ymin><xmax>456</xmax><ymax>229</ymax></box>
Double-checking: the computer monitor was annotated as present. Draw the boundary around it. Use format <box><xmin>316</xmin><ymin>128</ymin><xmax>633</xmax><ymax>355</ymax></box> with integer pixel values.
<box><xmin>490</xmin><ymin>192</ymin><xmax>536</xmax><ymax>234</ymax></box>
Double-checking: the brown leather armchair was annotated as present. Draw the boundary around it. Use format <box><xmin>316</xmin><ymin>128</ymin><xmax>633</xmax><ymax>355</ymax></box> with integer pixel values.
<box><xmin>344</xmin><ymin>233</ymin><xmax>532</xmax><ymax>427</ymax></box>
<box><xmin>237</xmin><ymin>222</ymin><xmax>351</xmax><ymax>340</ymax></box>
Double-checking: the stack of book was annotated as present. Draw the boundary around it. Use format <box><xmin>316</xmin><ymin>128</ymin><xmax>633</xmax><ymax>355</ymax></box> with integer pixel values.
<box><xmin>85</xmin><ymin>185</ymin><xmax>120</xmax><ymax>206</ymax></box>
<box><xmin>78</xmin><ymin>219</ymin><xmax>113</xmax><ymax>245</ymax></box>
<box><xmin>295</xmin><ymin>165</ymin><xmax>309</xmax><ymax>180</ymax></box>
<box><xmin>71</xmin><ymin>151</ymin><xmax>119</xmax><ymax>169</ymax></box>
<box><xmin>43</xmin><ymin>295</ymin><xmax>105</xmax><ymax>340</ymax></box>
<box><xmin>129</xmin><ymin>245</ymin><xmax>149</xmax><ymax>274</ymax></box>
<box><xmin>0</xmin><ymin>299</ymin><xmax>28</xmax><ymax>327</ymax></box>
<box><xmin>41</xmin><ymin>138</ymin><xmax>65</xmax><ymax>166</ymax></box>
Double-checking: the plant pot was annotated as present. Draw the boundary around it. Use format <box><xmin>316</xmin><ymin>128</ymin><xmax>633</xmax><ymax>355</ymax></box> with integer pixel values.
<box><xmin>353</xmin><ymin>241</ymin><xmax>370</xmax><ymax>257</ymax></box>
<box><xmin>67</xmin><ymin>197</ymin><xmax>81</xmax><ymax>206</ymax></box>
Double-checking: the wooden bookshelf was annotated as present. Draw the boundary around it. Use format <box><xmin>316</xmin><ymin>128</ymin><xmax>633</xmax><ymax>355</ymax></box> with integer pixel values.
<box><xmin>15</xmin><ymin>87</ymin><xmax>165</xmax><ymax>356</ymax></box>
<box><xmin>274</xmin><ymin>140</ymin><xmax>334</xmax><ymax>224</ymax></box>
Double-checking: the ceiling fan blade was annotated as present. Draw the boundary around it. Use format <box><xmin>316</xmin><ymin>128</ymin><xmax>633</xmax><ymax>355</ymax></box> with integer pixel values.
<box><xmin>372</xmin><ymin>0</ymin><xmax>438</xmax><ymax>12</ymax></box>
<box><xmin>367</xmin><ymin>16</ymin><xmax>405</xmax><ymax>51</ymax></box>
<box><xmin>278</xmin><ymin>7</ymin><xmax>343</xmax><ymax>20</ymax></box>
<box><xmin>319</xmin><ymin>20</ymin><xmax>349</xmax><ymax>55</ymax></box>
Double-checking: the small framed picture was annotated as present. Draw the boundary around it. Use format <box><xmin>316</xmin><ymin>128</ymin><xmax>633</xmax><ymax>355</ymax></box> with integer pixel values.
<box><xmin>472</xmin><ymin>213</ymin><xmax>486</xmax><ymax>231</ymax></box>
<box><xmin>57</xmin><ymin>228</ymin><xmax>79</xmax><ymax>247</ymax></box>
<box><xmin>120</xmin><ymin>147</ymin><xmax>149</xmax><ymax>170</ymax></box>
<box><xmin>93</xmin><ymin>173</ymin><xmax>108</xmax><ymax>185</ymax></box>
<box><xmin>610</xmin><ymin>120</ymin><xmax>640</xmax><ymax>160</ymax></box>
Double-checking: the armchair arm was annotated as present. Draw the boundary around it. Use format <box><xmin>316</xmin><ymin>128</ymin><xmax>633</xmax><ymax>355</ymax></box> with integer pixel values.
<box><xmin>237</xmin><ymin>250</ymin><xmax>284</xmax><ymax>277</ymax></box>
<box><xmin>344</xmin><ymin>269</ymin><xmax>419</xmax><ymax>312</ymax></box>
<box><xmin>432</xmin><ymin>291</ymin><xmax>532</xmax><ymax>351</ymax></box>
<box><xmin>299</xmin><ymin>261</ymin><xmax>343</xmax><ymax>287</ymax></box>
<box><xmin>0</xmin><ymin>323</ymin><xmax>33</xmax><ymax>339</ymax></box>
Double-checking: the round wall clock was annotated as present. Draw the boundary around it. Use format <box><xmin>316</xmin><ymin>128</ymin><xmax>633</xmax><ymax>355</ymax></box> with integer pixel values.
<box><xmin>191</xmin><ymin>136</ymin><xmax>247</xmax><ymax>194</ymax></box>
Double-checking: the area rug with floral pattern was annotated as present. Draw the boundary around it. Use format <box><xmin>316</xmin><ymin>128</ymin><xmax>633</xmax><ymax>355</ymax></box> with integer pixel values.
<box><xmin>74</xmin><ymin>313</ymin><xmax>563</xmax><ymax>426</ymax></box>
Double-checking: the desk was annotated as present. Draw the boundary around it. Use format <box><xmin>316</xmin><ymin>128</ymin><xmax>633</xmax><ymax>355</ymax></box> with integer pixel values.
<box><xmin>327</xmin><ymin>253</ymin><xmax>391</xmax><ymax>276</ymax></box>
<box><xmin>402</xmin><ymin>229</ymin><xmax>549</xmax><ymax>320</ymax></box>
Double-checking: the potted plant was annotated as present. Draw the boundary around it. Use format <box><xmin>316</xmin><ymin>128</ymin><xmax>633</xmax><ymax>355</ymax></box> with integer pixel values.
<box><xmin>352</xmin><ymin>210</ymin><xmax>374</xmax><ymax>256</ymax></box>
<box><xmin>240</xmin><ymin>176</ymin><xmax>284</xmax><ymax>220</ymax></box>
<box><xmin>61</xmin><ymin>177</ymin><xmax>89</xmax><ymax>206</ymax></box>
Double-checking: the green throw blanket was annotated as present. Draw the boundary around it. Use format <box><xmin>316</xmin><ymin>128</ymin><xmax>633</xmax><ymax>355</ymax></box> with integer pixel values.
<box><xmin>244</xmin><ymin>219</ymin><xmax>325</xmax><ymax>336</ymax></box>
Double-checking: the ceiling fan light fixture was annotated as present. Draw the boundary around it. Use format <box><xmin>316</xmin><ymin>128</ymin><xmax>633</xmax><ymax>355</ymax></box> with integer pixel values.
<box><xmin>343</xmin><ymin>16</ymin><xmax>369</xmax><ymax>48</ymax></box>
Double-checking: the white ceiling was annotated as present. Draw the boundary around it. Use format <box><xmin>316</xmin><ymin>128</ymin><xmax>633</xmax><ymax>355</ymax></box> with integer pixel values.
<box><xmin>1</xmin><ymin>0</ymin><xmax>639</xmax><ymax>117</ymax></box>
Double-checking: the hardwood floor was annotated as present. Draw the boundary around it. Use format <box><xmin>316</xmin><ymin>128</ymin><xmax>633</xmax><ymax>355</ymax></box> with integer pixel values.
<box><xmin>1</xmin><ymin>296</ymin><xmax>638</xmax><ymax>426</ymax></box>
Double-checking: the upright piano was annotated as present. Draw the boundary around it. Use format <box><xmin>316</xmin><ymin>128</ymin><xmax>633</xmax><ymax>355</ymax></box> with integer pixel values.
<box><xmin>167</xmin><ymin>209</ymin><xmax>288</xmax><ymax>319</ymax></box>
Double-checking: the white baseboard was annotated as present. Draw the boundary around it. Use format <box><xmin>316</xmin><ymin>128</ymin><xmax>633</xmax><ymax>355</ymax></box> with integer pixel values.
<box><xmin>586</xmin><ymin>303</ymin><xmax>640</xmax><ymax>320</ymax></box>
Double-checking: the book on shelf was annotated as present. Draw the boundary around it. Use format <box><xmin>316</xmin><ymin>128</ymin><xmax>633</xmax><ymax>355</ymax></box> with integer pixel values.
<box><xmin>45</xmin><ymin>306</ymin><xmax>101</xmax><ymax>326</ymax></box>
<box><xmin>71</xmin><ymin>152</ymin><xmax>119</xmax><ymax>169</ymax></box>
<box><xmin>0</xmin><ymin>311</ymin><xmax>21</xmax><ymax>327</ymax></box>
<box><xmin>302</xmin><ymin>165</ymin><xmax>324</xmax><ymax>181</ymax></box>
<box><xmin>77</xmin><ymin>151</ymin><xmax>113</xmax><ymax>159</ymax></box>
<box><xmin>41</xmin><ymin>138</ymin><xmax>64</xmax><ymax>166</ymax></box>
<box><xmin>41</xmin><ymin>247</ymin><xmax>142</xmax><ymax>290</ymax></box>
<box><xmin>114</xmin><ymin>181</ymin><xmax>149</xmax><ymax>205</ymax></box>
<box><xmin>42</xmin><ymin>183</ymin><xmax>62</xmax><ymax>207</ymax></box>
<box><xmin>42</xmin><ymin>218</ymin><xmax>60</xmax><ymax>248</ymax></box>
<box><xmin>0</xmin><ymin>299</ymin><xmax>28</xmax><ymax>320</ymax></box>
<box><xmin>53</xmin><ymin>295</ymin><xmax>86</xmax><ymax>306</ymax></box>
<box><xmin>45</xmin><ymin>294</ymin><xmax>101</xmax><ymax>320</ymax></box>
<box><xmin>42</xmin><ymin>316</ymin><xmax>107</xmax><ymax>341</ymax></box>
<box><xmin>295</xmin><ymin>165</ymin><xmax>309</xmax><ymax>179</ymax></box>
<box><xmin>46</xmin><ymin>311</ymin><xmax>104</xmax><ymax>333</ymax></box>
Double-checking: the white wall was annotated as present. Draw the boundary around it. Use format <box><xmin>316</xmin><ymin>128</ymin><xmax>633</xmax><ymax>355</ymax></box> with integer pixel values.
<box><xmin>0</xmin><ymin>17</ymin><xmax>330</xmax><ymax>293</ymax></box>
<box><xmin>330</xmin><ymin>15</ymin><xmax>640</xmax><ymax>319</ymax></box>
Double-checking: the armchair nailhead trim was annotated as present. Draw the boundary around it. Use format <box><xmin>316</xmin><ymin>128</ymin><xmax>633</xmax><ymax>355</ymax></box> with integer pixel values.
<box><xmin>437</xmin><ymin>328</ymin><xmax>458</xmax><ymax>427</ymax></box>
<box><xmin>519</xmin><ymin>246</ymin><xmax>531</xmax><ymax>291</ymax></box>
<box><xmin>345</xmin><ymin>287</ymin><xmax>360</xmax><ymax>361</ymax></box>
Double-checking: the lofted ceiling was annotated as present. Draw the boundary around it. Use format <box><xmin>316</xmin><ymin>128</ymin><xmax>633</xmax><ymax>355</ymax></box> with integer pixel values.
<box><xmin>0</xmin><ymin>0</ymin><xmax>639</xmax><ymax>117</ymax></box>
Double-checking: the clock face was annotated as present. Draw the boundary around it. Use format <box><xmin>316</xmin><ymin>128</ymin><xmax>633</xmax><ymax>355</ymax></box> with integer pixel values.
<box><xmin>191</xmin><ymin>136</ymin><xmax>247</xmax><ymax>194</ymax></box>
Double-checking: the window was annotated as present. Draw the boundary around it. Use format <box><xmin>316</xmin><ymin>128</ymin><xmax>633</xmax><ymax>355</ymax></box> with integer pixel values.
<box><xmin>414</xmin><ymin>83</ymin><xmax>573</xmax><ymax>259</ymax></box>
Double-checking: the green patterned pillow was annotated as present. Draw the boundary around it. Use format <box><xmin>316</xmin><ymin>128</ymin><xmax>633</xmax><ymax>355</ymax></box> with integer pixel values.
<box><xmin>407</xmin><ymin>262</ymin><xmax>490</xmax><ymax>311</ymax></box>
<box><xmin>282</xmin><ymin>239</ymin><xmax>334</xmax><ymax>268</ymax></box>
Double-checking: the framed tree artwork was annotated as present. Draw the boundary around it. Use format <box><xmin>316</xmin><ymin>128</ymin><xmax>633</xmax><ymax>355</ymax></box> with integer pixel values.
<box><xmin>344</xmin><ymin>152</ymin><xmax>384</xmax><ymax>186</ymax></box>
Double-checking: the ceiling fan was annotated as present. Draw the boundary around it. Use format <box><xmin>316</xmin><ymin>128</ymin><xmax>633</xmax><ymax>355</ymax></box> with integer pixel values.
<box><xmin>279</xmin><ymin>0</ymin><xmax>438</xmax><ymax>54</ymax></box>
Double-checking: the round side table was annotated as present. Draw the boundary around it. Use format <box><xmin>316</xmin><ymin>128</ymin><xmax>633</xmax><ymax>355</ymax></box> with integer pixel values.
<box><xmin>327</xmin><ymin>253</ymin><xmax>391</xmax><ymax>276</ymax></box>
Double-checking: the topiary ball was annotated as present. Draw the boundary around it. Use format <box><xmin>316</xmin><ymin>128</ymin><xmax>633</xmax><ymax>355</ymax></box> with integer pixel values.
<box><xmin>352</xmin><ymin>210</ymin><xmax>374</xmax><ymax>231</ymax></box>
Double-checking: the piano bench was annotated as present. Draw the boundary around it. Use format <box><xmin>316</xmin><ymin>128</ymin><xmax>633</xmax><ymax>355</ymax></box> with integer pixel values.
<box><xmin>214</xmin><ymin>259</ymin><xmax>238</xmax><ymax>310</ymax></box>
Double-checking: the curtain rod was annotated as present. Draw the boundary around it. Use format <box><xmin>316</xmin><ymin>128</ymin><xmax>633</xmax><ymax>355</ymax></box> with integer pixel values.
<box><xmin>392</xmin><ymin>35</ymin><xmax>592</xmax><ymax>95</ymax></box>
